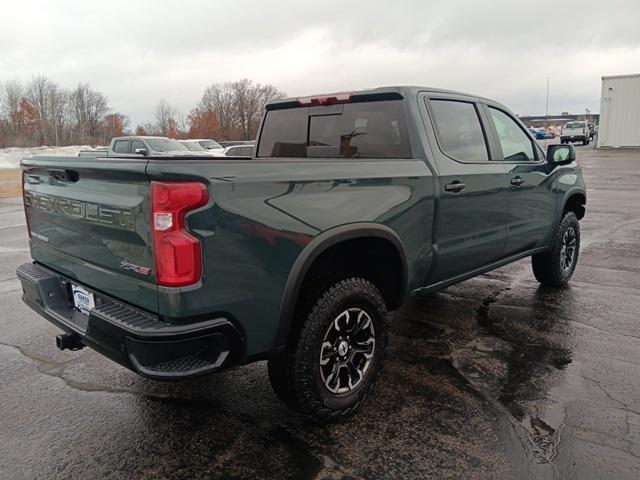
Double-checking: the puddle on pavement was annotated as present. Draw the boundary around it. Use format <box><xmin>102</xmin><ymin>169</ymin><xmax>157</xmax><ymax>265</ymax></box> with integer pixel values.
<box><xmin>392</xmin><ymin>275</ymin><xmax>576</xmax><ymax>466</ymax></box>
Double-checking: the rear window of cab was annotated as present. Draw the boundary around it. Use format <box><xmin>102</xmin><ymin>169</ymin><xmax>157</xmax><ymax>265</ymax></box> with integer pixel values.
<box><xmin>257</xmin><ymin>101</ymin><xmax>412</xmax><ymax>159</ymax></box>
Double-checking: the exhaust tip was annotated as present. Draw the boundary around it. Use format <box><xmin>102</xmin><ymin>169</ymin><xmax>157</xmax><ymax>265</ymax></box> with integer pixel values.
<box><xmin>56</xmin><ymin>333</ymin><xmax>84</xmax><ymax>351</ymax></box>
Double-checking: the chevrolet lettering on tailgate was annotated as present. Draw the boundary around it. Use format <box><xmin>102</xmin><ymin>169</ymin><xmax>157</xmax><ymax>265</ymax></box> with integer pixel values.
<box><xmin>24</xmin><ymin>191</ymin><xmax>135</xmax><ymax>231</ymax></box>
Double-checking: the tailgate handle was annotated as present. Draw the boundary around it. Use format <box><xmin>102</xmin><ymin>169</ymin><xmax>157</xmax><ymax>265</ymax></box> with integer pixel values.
<box><xmin>48</xmin><ymin>168</ymin><xmax>79</xmax><ymax>183</ymax></box>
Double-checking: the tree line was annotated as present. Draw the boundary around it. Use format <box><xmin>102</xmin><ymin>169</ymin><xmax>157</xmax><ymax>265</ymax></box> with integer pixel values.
<box><xmin>0</xmin><ymin>76</ymin><xmax>284</xmax><ymax>148</ymax></box>
<box><xmin>0</xmin><ymin>76</ymin><xmax>126</xmax><ymax>147</ymax></box>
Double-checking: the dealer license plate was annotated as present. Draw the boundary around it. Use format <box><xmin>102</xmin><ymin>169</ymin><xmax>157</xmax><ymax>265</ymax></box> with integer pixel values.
<box><xmin>71</xmin><ymin>284</ymin><xmax>95</xmax><ymax>315</ymax></box>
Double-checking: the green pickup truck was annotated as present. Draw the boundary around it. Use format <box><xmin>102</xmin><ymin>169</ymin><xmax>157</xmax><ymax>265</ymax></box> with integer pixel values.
<box><xmin>17</xmin><ymin>87</ymin><xmax>586</xmax><ymax>421</ymax></box>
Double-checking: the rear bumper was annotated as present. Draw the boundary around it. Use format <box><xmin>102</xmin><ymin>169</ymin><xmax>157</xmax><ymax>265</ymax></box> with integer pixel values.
<box><xmin>16</xmin><ymin>262</ymin><xmax>244</xmax><ymax>381</ymax></box>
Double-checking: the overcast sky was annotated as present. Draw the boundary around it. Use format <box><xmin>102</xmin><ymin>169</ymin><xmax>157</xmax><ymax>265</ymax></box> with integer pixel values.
<box><xmin>2</xmin><ymin>0</ymin><xmax>639</xmax><ymax>126</ymax></box>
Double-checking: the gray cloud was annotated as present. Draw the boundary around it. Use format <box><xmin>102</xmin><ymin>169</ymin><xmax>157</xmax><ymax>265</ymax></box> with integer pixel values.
<box><xmin>1</xmin><ymin>0</ymin><xmax>639</xmax><ymax>125</ymax></box>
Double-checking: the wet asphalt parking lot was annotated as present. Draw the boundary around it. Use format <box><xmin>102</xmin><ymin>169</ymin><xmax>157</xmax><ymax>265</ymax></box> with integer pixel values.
<box><xmin>1</xmin><ymin>143</ymin><xmax>640</xmax><ymax>479</ymax></box>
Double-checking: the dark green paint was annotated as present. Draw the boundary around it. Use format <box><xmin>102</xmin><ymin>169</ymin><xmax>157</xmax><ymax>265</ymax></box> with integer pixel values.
<box><xmin>20</xmin><ymin>86</ymin><xmax>586</xmax><ymax>360</ymax></box>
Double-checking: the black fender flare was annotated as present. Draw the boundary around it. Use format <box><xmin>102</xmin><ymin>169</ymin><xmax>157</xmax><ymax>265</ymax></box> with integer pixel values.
<box><xmin>558</xmin><ymin>187</ymin><xmax>586</xmax><ymax>223</ymax></box>
<box><xmin>272</xmin><ymin>223</ymin><xmax>408</xmax><ymax>350</ymax></box>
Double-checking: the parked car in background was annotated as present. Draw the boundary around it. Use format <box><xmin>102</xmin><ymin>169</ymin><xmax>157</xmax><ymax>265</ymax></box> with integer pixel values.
<box><xmin>78</xmin><ymin>136</ymin><xmax>203</xmax><ymax>158</ymax></box>
<box><xmin>548</xmin><ymin>126</ymin><xmax>561</xmax><ymax>138</ymax></box>
<box><xmin>561</xmin><ymin>121</ymin><xmax>590</xmax><ymax>145</ymax></box>
<box><xmin>191</xmin><ymin>139</ymin><xmax>225</xmax><ymax>154</ymax></box>
<box><xmin>529</xmin><ymin>128</ymin><xmax>546</xmax><ymax>140</ymax></box>
<box><xmin>223</xmin><ymin>144</ymin><xmax>254</xmax><ymax>157</ymax></box>
<box><xmin>180</xmin><ymin>140</ymin><xmax>226</xmax><ymax>157</ymax></box>
<box><xmin>545</xmin><ymin>130</ymin><xmax>555</xmax><ymax>139</ymax></box>
<box><xmin>219</xmin><ymin>140</ymin><xmax>255</xmax><ymax>148</ymax></box>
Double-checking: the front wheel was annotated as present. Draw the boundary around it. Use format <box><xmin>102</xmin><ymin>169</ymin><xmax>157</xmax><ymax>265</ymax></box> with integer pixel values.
<box><xmin>268</xmin><ymin>277</ymin><xmax>388</xmax><ymax>422</ymax></box>
<box><xmin>532</xmin><ymin>212</ymin><xmax>580</xmax><ymax>286</ymax></box>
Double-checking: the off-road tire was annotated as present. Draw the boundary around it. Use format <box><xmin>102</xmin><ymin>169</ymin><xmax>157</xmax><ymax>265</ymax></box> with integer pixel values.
<box><xmin>532</xmin><ymin>211</ymin><xmax>580</xmax><ymax>286</ymax></box>
<box><xmin>267</xmin><ymin>277</ymin><xmax>388</xmax><ymax>422</ymax></box>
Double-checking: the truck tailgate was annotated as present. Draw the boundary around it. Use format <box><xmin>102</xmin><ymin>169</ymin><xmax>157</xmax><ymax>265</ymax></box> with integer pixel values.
<box><xmin>21</xmin><ymin>157</ymin><xmax>157</xmax><ymax>313</ymax></box>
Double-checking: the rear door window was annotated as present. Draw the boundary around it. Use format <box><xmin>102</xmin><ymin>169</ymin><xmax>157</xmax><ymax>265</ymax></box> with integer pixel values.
<box><xmin>238</xmin><ymin>146</ymin><xmax>254</xmax><ymax>156</ymax></box>
<box><xmin>113</xmin><ymin>140</ymin><xmax>130</xmax><ymax>154</ymax></box>
<box><xmin>228</xmin><ymin>146</ymin><xmax>253</xmax><ymax>156</ymax></box>
<box><xmin>258</xmin><ymin>101</ymin><xmax>412</xmax><ymax>158</ymax></box>
<box><xmin>428</xmin><ymin>99</ymin><xmax>489</xmax><ymax>162</ymax></box>
<box><xmin>488</xmin><ymin>107</ymin><xmax>535</xmax><ymax>161</ymax></box>
<box><xmin>131</xmin><ymin>140</ymin><xmax>145</xmax><ymax>153</ymax></box>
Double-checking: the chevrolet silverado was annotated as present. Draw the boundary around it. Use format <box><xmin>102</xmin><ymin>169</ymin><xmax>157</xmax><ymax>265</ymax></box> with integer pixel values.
<box><xmin>17</xmin><ymin>86</ymin><xmax>586</xmax><ymax>421</ymax></box>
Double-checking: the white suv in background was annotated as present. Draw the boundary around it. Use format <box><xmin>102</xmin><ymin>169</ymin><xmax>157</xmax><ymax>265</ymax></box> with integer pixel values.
<box><xmin>560</xmin><ymin>121</ymin><xmax>590</xmax><ymax>145</ymax></box>
<box><xmin>181</xmin><ymin>139</ymin><xmax>226</xmax><ymax>156</ymax></box>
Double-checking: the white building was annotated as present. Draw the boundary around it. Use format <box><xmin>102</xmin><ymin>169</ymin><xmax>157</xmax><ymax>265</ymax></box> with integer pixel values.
<box><xmin>598</xmin><ymin>74</ymin><xmax>640</xmax><ymax>148</ymax></box>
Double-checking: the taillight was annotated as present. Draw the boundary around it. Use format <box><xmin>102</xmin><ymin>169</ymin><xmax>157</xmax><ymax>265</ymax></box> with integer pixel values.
<box><xmin>298</xmin><ymin>92</ymin><xmax>351</xmax><ymax>106</ymax></box>
<box><xmin>151</xmin><ymin>181</ymin><xmax>208</xmax><ymax>287</ymax></box>
<box><xmin>22</xmin><ymin>171</ymin><xmax>31</xmax><ymax>238</ymax></box>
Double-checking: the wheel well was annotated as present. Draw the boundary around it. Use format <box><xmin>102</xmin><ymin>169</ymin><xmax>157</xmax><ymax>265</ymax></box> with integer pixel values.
<box><xmin>563</xmin><ymin>193</ymin><xmax>586</xmax><ymax>220</ymax></box>
<box><xmin>298</xmin><ymin>236</ymin><xmax>405</xmax><ymax>311</ymax></box>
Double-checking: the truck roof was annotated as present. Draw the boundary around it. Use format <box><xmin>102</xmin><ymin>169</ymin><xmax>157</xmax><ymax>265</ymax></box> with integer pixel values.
<box><xmin>112</xmin><ymin>136</ymin><xmax>168</xmax><ymax>141</ymax></box>
<box><xmin>266</xmin><ymin>86</ymin><xmax>500</xmax><ymax>110</ymax></box>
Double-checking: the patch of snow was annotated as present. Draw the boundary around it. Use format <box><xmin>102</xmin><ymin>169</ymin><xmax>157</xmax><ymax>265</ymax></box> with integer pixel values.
<box><xmin>0</xmin><ymin>145</ymin><xmax>97</xmax><ymax>169</ymax></box>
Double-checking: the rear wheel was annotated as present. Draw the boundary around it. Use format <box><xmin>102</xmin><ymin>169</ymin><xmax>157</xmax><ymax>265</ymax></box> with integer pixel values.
<box><xmin>267</xmin><ymin>277</ymin><xmax>388</xmax><ymax>422</ymax></box>
<box><xmin>532</xmin><ymin>212</ymin><xmax>580</xmax><ymax>286</ymax></box>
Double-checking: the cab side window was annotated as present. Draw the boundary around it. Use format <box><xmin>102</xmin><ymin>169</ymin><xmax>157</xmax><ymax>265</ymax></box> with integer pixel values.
<box><xmin>428</xmin><ymin>99</ymin><xmax>489</xmax><ymax>162</ymax></box>
<box><xmin>488</xmin><ymin>108</ymin><xmax>535</xmax><ymax>161</ymax></box>
<box><xmin>113</xmin><ymin>140</ymin><xmax>130</xmax><ymax>154</ymax></box>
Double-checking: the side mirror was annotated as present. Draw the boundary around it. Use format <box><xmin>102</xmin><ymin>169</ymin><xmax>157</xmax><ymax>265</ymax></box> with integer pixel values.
<box><xmin>134</xmin><ymin>148</ymin><xmax>148</xmax><ymax>156</ymax></box>
<box><xmin>546</xmin><ymin>143</ymin><xmax>575</xmax><ymax>164</ymax></box>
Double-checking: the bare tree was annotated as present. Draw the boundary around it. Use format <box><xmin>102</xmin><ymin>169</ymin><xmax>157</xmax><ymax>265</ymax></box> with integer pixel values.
<box><xmin>101</xmin><ymin>113</ymin><xmax>128</xmax><ymax>143</ymax></box>
<box><xmin>198</xmin><ymin>84</ymin><xmax>236</xmax><ymax>138</ymax></box>
<box><xmin>68</xmin><ymin>83</ymin><xmax>108</xmax><ymax>143</ymax></box>
<box><xmin>231</xmin><ymin>79</ymin><xmax>283</xmax><ymax>140</ymax></box>
<box><xmin>144</xmin><ymin>122</ymin><xmax>159</xmax><ymax>136</ymax></box>
<box><xmin>48</xmin><ymin>83</ymin><xmax>67</xmax><ymax>145</ymax></box>
<box><xmin>0</xmin><ymin>80</ymin><xmax>23</xmax><ymax>145</ymax></box>
<box><xmin>193</xmin><ymin>79</ymin><xmax>284</xmax><ymax>140</ymax></box>
<box><xmin>0</xmin><ymin>77</ymin><xmax>114</xmax><ymax>147</ymax></box>
<box><xmin>154</xmin><ymin>99</ymin><xmax>178</xmax><ymax>136</ymax></box>
<box><xmin>0</xmin><ymin>80</ymin><xmax>23</xmax><ymax>135</ymax></box>
<box><xmin>27</xmin><ymin>75</ymin><xmax>53</xmax><ymax>144</ymax></box>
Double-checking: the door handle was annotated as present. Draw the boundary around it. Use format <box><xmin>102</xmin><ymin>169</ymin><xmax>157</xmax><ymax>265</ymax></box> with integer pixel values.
<box><xmin>444</xmin><ymin>181</ymin><xmax>466</xmax><ymax>193</ymax></box>
<box><xmin>510</xmin><ymin>176</ymin><xmax>525</xmax><ymax>186</ymax></box>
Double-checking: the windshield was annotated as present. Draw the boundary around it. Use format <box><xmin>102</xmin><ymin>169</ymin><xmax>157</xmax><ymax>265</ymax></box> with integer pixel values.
<box><xmin>181</xmin><ymin>141</ymin><xmax>206</xmax><ymax>151</ymax></box>
<box><xmin>146</xmin><ymin>138</ymin><xmax>189</xmax><ymax>152</ymax></box>
<box><xmin>198</xmin><ymin>140</ymin><xmax>222</xmax><ymax>150</ymax></box>
<box><xmin>565</xmin><ymin>122</ymin><xmax>585</xmax><ymax>129</ymax></box>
